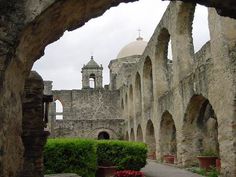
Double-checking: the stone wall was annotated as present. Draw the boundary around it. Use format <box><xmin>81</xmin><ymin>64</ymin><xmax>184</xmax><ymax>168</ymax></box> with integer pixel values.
<box><xmin>0</xmin><ymin>1</ymin><xmax>235</xmax><ymax>177</ymax></box>
<box><xmin>48</xmin><ymin>88</ymin><xmax>124</xmax><ymax>139</ymax></box>
<box><xmin>120</xmin><ymin>3</ymin><xmax>236</xmax><ymax>177</ymax></box>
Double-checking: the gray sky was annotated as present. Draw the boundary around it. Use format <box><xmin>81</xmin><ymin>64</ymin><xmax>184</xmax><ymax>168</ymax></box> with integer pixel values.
<box><xmin>33</xmin><ymin>0</ymin><xmax>209</xmax><ymax>90</ymax></box>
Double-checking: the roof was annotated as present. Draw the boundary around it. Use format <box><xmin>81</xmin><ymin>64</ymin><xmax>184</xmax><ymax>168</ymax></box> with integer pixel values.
<box><xmin>83</xmin><ymin>56</ymin><xmax>102</xmax><ymax>69</ymax></box>
<box><xmin>117</xmin><ymin>37</ymin><xmax>147</xmax><ymax>59</ymax></box>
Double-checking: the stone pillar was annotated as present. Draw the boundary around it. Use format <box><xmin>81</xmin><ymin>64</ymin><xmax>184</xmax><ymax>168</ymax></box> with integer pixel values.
<box><xmin>21</xmin><ymin>71</ymin><xmax>50</xmax><ymax>177</ymax></box>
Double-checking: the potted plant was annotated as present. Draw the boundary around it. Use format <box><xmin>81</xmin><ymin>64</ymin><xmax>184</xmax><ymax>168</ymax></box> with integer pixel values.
<box><xmin>163</xmin><ymin>154</ymin><xmax>175</xmax><ymax>164</ymax></box>
<box><xmin>96</xmin><ymin>159</ymin><xmax>117</xmax><ymax>177</ymax></box>
<box><xmin>197</xmin><ymin>150</ymin><xmax>218</xmax><ymax>170</ymax></box>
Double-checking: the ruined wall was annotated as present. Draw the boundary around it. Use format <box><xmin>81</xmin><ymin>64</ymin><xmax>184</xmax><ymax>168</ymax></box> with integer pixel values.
<box><xmin>0</xmin><ymin>1</ymin><xmax>235</xmax><ymax>177</ymax></box>
<box><xmin>48</xmin><ymin>88</ymin><xmax>124</xmax><ymax>139</ymax></box>
<box><xmin>120</xmin><ymin>3</ymin><xmax>236</xmax><ymax>177</ymax></box>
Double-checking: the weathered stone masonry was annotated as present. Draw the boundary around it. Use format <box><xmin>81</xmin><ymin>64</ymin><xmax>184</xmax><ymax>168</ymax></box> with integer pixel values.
<box><xmin>0</xmin><ymin>0</ymin><xmax>235</xmax><ymax>177</ymax></box>
<box><xmin>119</xmin><ymin>3</ymin><xmax>236</xmax><ymax>177</ymax></box>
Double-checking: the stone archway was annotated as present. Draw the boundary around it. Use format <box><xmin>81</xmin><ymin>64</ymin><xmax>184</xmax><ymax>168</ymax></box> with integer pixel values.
<box><xmin>130</xmin><ymin>128</ymin><xmax>135</xmax><ymax>141</ymax></box>
<box><xmin>160</xmin><ymin>111</ymin><xmax>177</xmax><ymax>159</ymax></box>
<box><xmin>145</xmin><ymin>120</ymin><xmax>156</xmax><ymax>159</ymax></box>
<box><xmin>182</xmin><ymin>95</ymin><xmax>219</xmax><ymax>166</ymax></box>
<box><xmin>125</xmin><ymin>131</ymin><xmax>129</xmax><ymax>141</ymax></box>
<box><xmin>136</xmin><ymin>124</ymin><xmax>143</xmax><ymax>142</ymax></box>
<box><xmin>98</xmin><ymin>131</ymin><xmax>110</xmax><ymax>140</ymax></box>
<box><xmin>143</xmin><ymin>57</ymin><xmax>153</xmax><ymax>120</ymax></box>
<box><xmin>134</xmin><ymin>72</ymin><xmax>142</xmax><ymax>121</ymax></box>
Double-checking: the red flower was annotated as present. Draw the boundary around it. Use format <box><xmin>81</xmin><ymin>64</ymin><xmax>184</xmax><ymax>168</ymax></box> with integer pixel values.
<box><xmin>114</xmin><ymin>170</ymin><xmax>144</xmax><ymax>177</ymax></box>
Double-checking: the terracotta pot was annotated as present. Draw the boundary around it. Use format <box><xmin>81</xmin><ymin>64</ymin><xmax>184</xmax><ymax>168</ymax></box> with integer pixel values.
<box><xmin>96</xmin><ymin>166</ymin><xmax>117</xmax><ymax>177</ymax></box>
<box><xmin>216</xmin><ymin>159</ymin><xmax>221</xmax><ymax>171</ymax></box>
<box><xmin>163</xmin><ymin>155</ymin><xmax>175</xmax><ymax>164</ymax></box>
<box><xmin>197</xmin><ymin>156</ymin><xmax>218</xmax><ymax>170</ymax></box>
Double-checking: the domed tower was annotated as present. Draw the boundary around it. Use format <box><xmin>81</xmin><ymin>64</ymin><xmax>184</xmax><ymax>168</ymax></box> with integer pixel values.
<box><xmin>109</xmin><ymin>34</ymin><xmax>147</xmax><ymax>90</ymax></box>
<box><xmin>81</xmin><ymin>56</ymin><xmax>103</xmax><ymax>89</ymax></box>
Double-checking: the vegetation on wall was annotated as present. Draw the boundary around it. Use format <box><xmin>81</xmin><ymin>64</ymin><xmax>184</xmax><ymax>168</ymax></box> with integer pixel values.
<box><xmin>44</xmin><ymin>139</ymin><xmax>147</xmax><ymax>177</ymax></box>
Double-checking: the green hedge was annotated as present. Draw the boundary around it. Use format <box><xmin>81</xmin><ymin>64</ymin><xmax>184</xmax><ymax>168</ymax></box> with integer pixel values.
<box><xmin>44</xmin><ymin>139</ymin><xmax>147</xmax><ymax>176</ymax></box>
<box><xmin>97</xmin><ymin>140</ymin><xmax>147</xmax><ymax>170</ymax></box>
<box><xmin>44</xmin><ymin>139</ymin><xmax>97</xmax><ymax>177</ymax></box>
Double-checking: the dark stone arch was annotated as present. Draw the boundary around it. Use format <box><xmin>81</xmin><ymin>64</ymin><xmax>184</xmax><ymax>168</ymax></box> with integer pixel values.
<box><xmin>146</xmin><ymin>119</ymin><xmax>156</xmax><ymax>159</ymax></box>
<box><xmin>182</xmin><ymin>95</ymin><xmax>219</xmax><ymax>166</ymax></box>
<box><xmin>143</xmin><ymin>57</ymin><xmax>153</xmax><ymax>113</ymax></box>
<box><xmin>155</xmin><ymin>28</ymin><xmax>172</xmax><ymax>95</ymax></box>
<box><xmin>160</xmin><ymin>111</ymin><xmax>177</xmax><ymax>159</ymax></box>
<box><xmin>134</xmin><ymin>72</ymin><xmax>142</xmax><ymax>120</ymax></box>
<box><xmin>136</xmin><ymin>124</ymin><xmax>143</xmax><ymax>142</ymax></box>
<box><xmin>130</xmin><ymin>128</ymin><xmax>135</xmax><ymax>141</ymax></box>
<box><xmin>98</xmin><ymin>131</ymin><xmax>110</xmax><ymax>140</ymax></box>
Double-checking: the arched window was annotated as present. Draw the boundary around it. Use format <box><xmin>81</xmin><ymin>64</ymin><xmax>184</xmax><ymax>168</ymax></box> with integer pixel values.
<box><xmin>55</xmin><ymin>100</ymin><xmax>63</xmax><ymax>120</ymax></box>
<box><xmin>89</xmin><ymin>73</ymin><xmax>96</xmax><ymax>88</ymax></box>
<box><xmin>98</xmin><ymin>131</ymin><xmax>110</xmax><ymax>140</ymax></box>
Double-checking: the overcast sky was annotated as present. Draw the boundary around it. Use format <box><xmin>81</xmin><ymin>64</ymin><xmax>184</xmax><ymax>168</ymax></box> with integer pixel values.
<box><xmin>32</xmin><ymin>0</ymin><xmax>209</xmax><ymax>90</ymax></box>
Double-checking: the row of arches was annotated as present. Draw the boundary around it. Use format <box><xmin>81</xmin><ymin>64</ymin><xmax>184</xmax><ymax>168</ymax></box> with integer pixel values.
<box><xmin>124</xmin><ymin>95</ymin><xmax>219</xmax><ymax>166</ymax></box>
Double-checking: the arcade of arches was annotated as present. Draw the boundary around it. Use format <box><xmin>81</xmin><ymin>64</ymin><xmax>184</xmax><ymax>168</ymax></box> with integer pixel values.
<box><xmin>0</xmin><ymin>1</ymin><xmax>236</xmax><ymax>177</ymax></box>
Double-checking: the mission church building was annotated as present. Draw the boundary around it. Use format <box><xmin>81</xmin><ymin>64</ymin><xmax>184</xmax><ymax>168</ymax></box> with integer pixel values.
<box><xmin>44</xmin><ymin>35</ymin><xmax>147</xmax><ymax>140</ymax></box>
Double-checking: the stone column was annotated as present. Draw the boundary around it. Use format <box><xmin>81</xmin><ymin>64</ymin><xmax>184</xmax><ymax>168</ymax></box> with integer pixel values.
<box><xmin>21</xmin><ymin>71</ymin><xmax>50</xmax><ymax>177</ymax></box>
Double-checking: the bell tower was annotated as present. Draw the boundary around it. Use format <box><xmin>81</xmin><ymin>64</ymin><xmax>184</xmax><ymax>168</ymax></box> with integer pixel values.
<box><xmin>81</xmin><ymin>56</ymin><xmax>103</xmax><ymax>89</ymax></box>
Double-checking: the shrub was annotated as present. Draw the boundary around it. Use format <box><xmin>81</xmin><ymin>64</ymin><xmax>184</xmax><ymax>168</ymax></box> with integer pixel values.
<box><xmin>114</xmin><ymin>170</ymin><xmax>144</xmax><ymax>177</ymax></box>
<box><xmin>44</xmin><ymin>138</ymin><xmax>97</xmax><ymax>177</ymax></box>
<box><xmin>96</xmin><ymin>140</ymin><xmax>147</xmax><ymax>170</ymax></box>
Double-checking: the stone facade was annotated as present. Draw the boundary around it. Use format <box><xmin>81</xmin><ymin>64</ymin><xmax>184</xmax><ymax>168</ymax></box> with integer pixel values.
<box><xmin>0</xmin><ymin>1</ymin><xmax>236</xmax><ymax>177</ymax></box>
<box><xmin>46</xmin><ymin>86</ymin><xmax>123</xmax><ymax>139</ymax></box>
<box><xmin>117</xmin><ymin>4</ymin><xmax>236</xmax><ymax>177</ymax></box>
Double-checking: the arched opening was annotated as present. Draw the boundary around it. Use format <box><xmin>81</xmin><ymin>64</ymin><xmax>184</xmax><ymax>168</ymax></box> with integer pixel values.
<box><xmin>55</xmin><ymin>100</ymin><xmax>63</xmax><ymax>120</ymax></box>
<box><xmin>125</xmin><ymin>93</ymin><xmax>128</xmax><ymax>120</ymax></box>
<box><xmin>89</xmin><ymin>73</ymin><xmax>96</xmax><ymax>89</ymax></box>
<box><xmin>125</xmin><ymin>131</ymin><xmax>129</xmax><ymax>141</ymax></box>
<box><xmin>182</xmin><ymin>95</ymin><xmax>219</xmax><ymax>166</ymax></box>
<box><xmin>129</xmin><ymin>85</ymin><xmax>134</xmax><ymax>120</ymax></box>
<box><xmin>136</xmin><ymin>124</ymin><xmax>143</xmax><ymax>142</ymax></box>
<box><xmin>121</xmin><ymin>98</ymin><xmax>124</xmax><ymax>113</ymax></box>
<box><xmin>134</xmin><ymin>72</ymin><xmax>142</xmax><ymax>121</ymax></box>
<box><xmin>98</xmin><ymin>131</ymin><xmax>110</xmax><ymax>140</ymax></box>
<box><xmin>192</xmin><ymin>5</ymin><xmax>210</xmax><ymax>53</ymax></box>
<box><xmin>143</xmin><ymin>57</ymin><xmax>153</xmax><ymax>116</ymax></box>
<box><xmin>130</xmin><ymin>128</ymin><xmax>135</xmax><ymax>141</ymax></box>
<box><xmin>155</xmin><ymin>28</ymin><xmax>171</xmax><ymax>95</ymax></box>
<box><xmin>160</xmin><ymin>111</ymin><xmax>177</xmax><ymax>159</ymax></box>
<box><xmin>146</xmin><ymin>120</ymin><xmax>156</xmax><ymax>159</ymax></box>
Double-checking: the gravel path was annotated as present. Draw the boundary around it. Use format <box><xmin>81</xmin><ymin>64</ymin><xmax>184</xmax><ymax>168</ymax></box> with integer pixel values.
<box><xmin>141</xmin><ymin>161</ymin><xmax>203</xmax><ymax>177</ymax></box>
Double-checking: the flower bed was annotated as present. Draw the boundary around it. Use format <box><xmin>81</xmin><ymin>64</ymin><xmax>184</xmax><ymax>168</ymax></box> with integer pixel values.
<box><xmin>114</xmin><ymin>170</ymin><xmax>144</xmax><ymax>177</ymax></box>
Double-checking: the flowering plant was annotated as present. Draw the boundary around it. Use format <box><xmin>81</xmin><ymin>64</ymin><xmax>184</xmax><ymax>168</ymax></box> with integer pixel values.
<box><xmin>114</xmin><ymin>170</ymin><xmax>144</xmax><ymax>177</ymax></box>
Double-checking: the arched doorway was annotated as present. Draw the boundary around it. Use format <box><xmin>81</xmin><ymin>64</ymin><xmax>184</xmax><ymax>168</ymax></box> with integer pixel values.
<box><xmin>143</xmin><ymin>57</ymin><xmax>153</xmax><ymax>114</ymax></box>
<box><xmin>98</xmin><ymin>131</ymin><xmax>110</xmax><ymax>140</ymax></box>
<box><xmin>130</xmin><ymin>128</ymin><xmax>135</xmax><ymax>141</ymax></box>
<box><xmin>125</xmin><ymin>131</ymin><xmax>129</xmax><ymax>141</ymax></box>
<box><xmin>145</xmin><ymin>120</ymin><xmax>156</xmax><ymax>159</ymax></box>
<box><xmin>160</xmin><ymin>111</ymin><xmax>177</xmax><ymax>159</ymax></box>
<box><xmin>136</xmin><ymin>124</ymin><xmax>143</xmax><ymax>142</ymax></box>
<box><xmin>182</xmin><ymin>95</ymin><xmax>219</xmax><ymax>166</ymax></box>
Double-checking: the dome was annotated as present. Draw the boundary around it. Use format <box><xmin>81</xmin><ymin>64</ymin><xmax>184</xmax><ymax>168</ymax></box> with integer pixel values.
<box><xmin>117</xmin><ymin>37</ymin><xmax>147</xmax><ymax>58</ymax></box>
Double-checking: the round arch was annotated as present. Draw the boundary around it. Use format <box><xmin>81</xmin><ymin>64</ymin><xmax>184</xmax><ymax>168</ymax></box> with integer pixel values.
<box><xmin>160</xmin><ymin>111</ymin><xmax>177</xmax><ymax>159</ymax></box>
<box><xmin>143</xmin><ymin>57</ymin><xmax>153</xmax><ymax>114</ymax></box>
<box><xmin>136</xmin><ymin>124</ymin><xmax>143</xmax><ymax>142</ymax></box>
<box><xmin>145</xmin><ymin>119</ymin><xmax>156</xmax><ymax>159</ymax></box>
<box><xmin>182</xmin><ymin>95</ymin><xmax>219</xmax><ymax>166</ymax></box>
<box><xmin>134</xmin><ymin>72</ymin><xmax>142</xmax><ymax>120</ymax></box>
<box><xmin>98</xmin><ymin>131</ymin><xmax>110</xmax><ymax>140</ymax></box>
<box><xmin>130</xmin><ymin>128</ymin><xmax>135</xmax><ymax>141</ymax></box>
<box><xmin>155</xmin><ymin>28</ymin><xmax>172</xmax><ymax>95</ymax></box>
